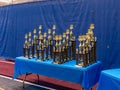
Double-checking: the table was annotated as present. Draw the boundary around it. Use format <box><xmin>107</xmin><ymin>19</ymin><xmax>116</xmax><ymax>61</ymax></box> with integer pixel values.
<box><xmin>97</xmin><ymin>68</ymin><xmax>120</xmax><ymax>90</ymax></box>
<box><xmin>13</xmin><ymin>57</ymin><xmax>102</xmax><ymax>90</ymax></box>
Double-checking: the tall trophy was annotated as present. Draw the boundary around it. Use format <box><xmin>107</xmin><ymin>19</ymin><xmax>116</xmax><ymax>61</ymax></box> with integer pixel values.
<box><xmin>28</xmin><ymin>32</ymin><xmax>32</xmax><ymax>59</ymax></box>
<box><xmin>23</xmin><ymin>34</ymin><xmax>28</xmax><ymax>58</ymax></box>
<box><xmin>31</xmin><ymin>29</ymin><xmax>38</xmax><ymax>58</ymax></box>
<box><xmin>48</xmin><ymin>29</ymin><xmax>53</xmax><ymax>59</ymax></box>
<box><xmin>62</xmin><ymin>33</ymin><xmax>67</xmax><ymax>62</ymax></box>
<box><xmin>69</xmin><ymin>24</ymin><xmax>76</xmax><ymax>60</ymax></box>
<box><xmin>53</xmin><ymin>35</ymin><xmax>59</xmax><ymax>64</ymax></box>
<box><xmin>43</xmin><ymin>32</ymin><xmax>48</xmax><ymax>60</ymax></box>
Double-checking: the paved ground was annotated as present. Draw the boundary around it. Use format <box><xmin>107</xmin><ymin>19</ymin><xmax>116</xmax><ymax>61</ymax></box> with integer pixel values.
<box><xmin>0</xmin><ymin>76</ymin><xmax>51</xmax><ymax>90</ymax></box>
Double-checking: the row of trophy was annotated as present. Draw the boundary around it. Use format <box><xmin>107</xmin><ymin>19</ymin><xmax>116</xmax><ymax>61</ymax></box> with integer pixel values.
<box><xmin>23</xmin><ymin>24</ymin><xmax>96</xmax><ymax>67</ymax></box>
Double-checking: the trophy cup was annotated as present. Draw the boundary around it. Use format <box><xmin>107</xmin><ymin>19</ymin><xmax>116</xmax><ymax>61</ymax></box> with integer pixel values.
<box><xmin>43</xmin><ymin>33</ymin><xmax>48</xmax><ymax>60</ymax></box>
<box><xmin>23</xmin><ymin>34</ymin><xmax>28</xmax><ymax>58</ymax></box>
<box><xmin>66</xmin><ymin>29</ymin><xmax>70</xmax><ymax>61</ymax></box>
<box><xmin>58</xmin><ymin>35</ymin><xmax>62</xmax><ymax>63</ymax></box>
<box><xmin>32</xmin><ymin>29</ymin><xmax>38</xmax><ymax>58</ymax></box>
<box><xmin>48</xmin><ymin>29</ymin><xmax>53</xmax><ymax>59</ymax></box>
<box><xmin>53</xmin><ymin>35</ymin><xmax>59</xmax><ymax>64</ymax></box>
<box><xmin>76</xmin><ymin>35</ymin><xmax>86</xmax><ymax>67</ymax></box>
<box><xmin>69</xmin><ymin>24</ymin><xmax>76</xmax><ymax>60</ymax></box>
<box><xmin>39</xmin><ymin>34</ymin><xmax>44</xmax><ymax>61</ymax></box>
<box><xmin>28</xmin><ymin>32</ymin><xmax>32</xmax><ymax>59</ymax></box>
<box><xmin>62</xmin><ymin>33</ymin><xmax>67</xmax><ymax>62</ymax></box>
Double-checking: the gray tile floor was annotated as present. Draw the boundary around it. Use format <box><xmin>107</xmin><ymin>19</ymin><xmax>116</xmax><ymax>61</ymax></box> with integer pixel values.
<box><xmin>0</xmin><ymin>76</ymin><xmax>52</xmax><ymax>90</ymax></box>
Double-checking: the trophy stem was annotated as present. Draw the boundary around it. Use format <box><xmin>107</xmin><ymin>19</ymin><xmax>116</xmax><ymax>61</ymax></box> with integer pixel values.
<box><xmin>46</xmin><ymin>47</ymin><xmax>48</xmax><ymax>60</ymax></box>
<box><xmin>23</xmin><ymin>47</ymin><xmax>26</xmax><ymax>57</ymax></box>
<box><xmin>36</xmin><ymin>49</ymin><xmax>39</xmax><ymax>59</ymax></box>
<box><xmin>28</xmin><ymin>47</ymin><xmax>30</xmax><ymax>59</ymax></box>
<box><xmin>32</xmin><ymin>44</ymin><xmax>35</xmax><ymax>58</ymax></box>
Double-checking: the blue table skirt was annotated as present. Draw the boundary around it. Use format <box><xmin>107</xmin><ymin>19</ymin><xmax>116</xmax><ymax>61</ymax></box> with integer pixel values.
<box><xmin>97</xmin><ymin>68</ymin><xmax>120</xmax><ymax>90</ymax></box>
<box><xmin>13</xmin><ymin>57</ymin><xmax>102</xmax><ymax>90</ymax></box>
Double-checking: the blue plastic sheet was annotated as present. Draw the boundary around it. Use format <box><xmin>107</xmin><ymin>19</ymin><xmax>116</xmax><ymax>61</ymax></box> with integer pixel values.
<box><xmin>97</xmin><ymin>69</ymin><xmax>120</xmax><ymax>90</ymax></box>
<box><xmin>0</xmin><ymin>0</ymin><xmax>120</xmax><ymax>69</ymax></box>
<box><xmin>13</xmin><ymin>57</ymin><xmax>102</xmax><ymax>90</ymax></box>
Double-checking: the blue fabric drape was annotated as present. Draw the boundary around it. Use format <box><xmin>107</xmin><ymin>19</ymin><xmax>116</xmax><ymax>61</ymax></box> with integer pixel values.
<box><xmin>0</xmin><ymin>0</ymin><xmax>120</xmax><ymax>69</ymax></box>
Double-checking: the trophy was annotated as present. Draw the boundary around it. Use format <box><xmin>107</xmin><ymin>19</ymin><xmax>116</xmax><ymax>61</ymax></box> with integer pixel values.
<box><xmin>53</xmin><ymin>35</ymin><xmax>59</xmax><ymax>64</ymax></box>
<box><xmin>43</xmin><ymin>33</ymin><xmax>48</xmax><ymax>60</ymax></box>
<box><xmin>62</xmin><ymin>33</ymin><xmax>67</xmax><ymax>62</ymax></box>
<box><xmin>69</xmin><ymin>24</ymin><xmax>76</xmax><ymax>60</ymax></box>
<box><xmin>28</xmin><ymin>32</ymin><xmax>32</xmax><ymax>59</ymax></box>
<box><xmin>58</xmin><ymin>35</ymin><xmax>62</xmax><ymax>63</ymax></box>
<box><xmin>23</xmin><ymin>34</ymin><xmax>28</xmax><ymax>58</ymax></box>
<box><xmin>76</xmin><ymin>35</ymin><xmax>87</xmax><ymax>67</ymax></box>
<box><xmin>48</xmin><ymin>29</ymin><xmax>53</xmax><ymax>59</ymax></box>
<box><xmin>31</xmin><ymin>29</ymin><xmax>38</xmax><ymax>58</ymax></box>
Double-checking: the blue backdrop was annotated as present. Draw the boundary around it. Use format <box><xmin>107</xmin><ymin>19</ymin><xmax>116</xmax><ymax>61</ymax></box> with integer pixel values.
<box><xmin>0</xmin><ymin>0</ymin><xmax>120</xmax><ymax>69</ymax></box>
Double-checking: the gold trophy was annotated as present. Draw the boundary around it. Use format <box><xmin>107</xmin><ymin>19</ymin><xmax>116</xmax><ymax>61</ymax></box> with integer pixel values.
<box><xmin>69</xmin><ymin>24</ymin><xmax>76</xmax><ymax>60</ymax></box>
<box><xmin>62</xmin><ymin>33</ymin><xmax>67</xmax><ymax>62</ymax></box>
<box><xmin>48</xmin><ymin>29</ymin><xmax>53</xmax><ymax>59</ymax></box>
<box><xmin>28</xmin><ymin>32</ymin><xmax>32</xmax><ymax>59</ymax></box>
<box><xmin>53</xmin><ymin>35</ymin><xmax>59</xmax><ymax>64</ymax></box>
<box><xmin>23</xmin><ymin>34</ymin><xmax>28</xmax><ymax>58</ymax></box>
<box><xmin>43</xmin><ymin>33</ymin><xmax>47</xmax><ymax>60</ymax></box>
<box><xmin>58</xmin><ymin>35</ymin><xmax>62</xmax><ymax>63</ymax></box>
<box><xmin>32</xmin><ymin>29</ymin><xmax>37</xmax><ymax>58</ymax></box>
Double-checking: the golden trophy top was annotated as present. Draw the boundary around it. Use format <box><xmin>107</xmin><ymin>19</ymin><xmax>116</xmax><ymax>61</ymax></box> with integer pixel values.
<box><xmin>33</xmin><ymin>29</ymin><xmax>36</xmax><ymax>34</ymax></box>
<box><xmin>48</xmin><ymin>29</ymin><xmax>51</xmax><ymax>34</ymax></box>
<box><xmin>63</xmin><ymin>33</ymin><xmax>66</xmax><ymax>38</ymax></box>
<box><xmin>39</xmin><ymin>25</ymin><xmax>42</xmax><ymax>30</ymax></box>
<box><xmin>66</xmin><ymin>29</ymin><xmax>69</xmax><ymax>34</ymax></box>
<box><xmin>53</xmin><ymin>25</ymin><xmax>56</xmax><ymax>30</ymax></box>
<box><xmin>25</xmin><ymin>34</ymin><xmax>28</xmax><ymax>39</ymax></box>
<box><xmin>70</xmin><ymin>24</ymin><xmax>73</xmax><ymax>30</ymax></box>
<box><xmin>44</xmin><ymin>32</ymin><xmax>47</xmax><ymax>38</ymax></box>
<box><xmin>55</xmin><ymin>35</ymin><xmax>59</xmax><ymax>41</ymax></box>
<box><xmin>59</xmin><ymin>35</ymin><xmax>62</xmax><ymax>40</ymax></box>
<box><xmin>29</xmin><ymin>32</ymin><xmax>31</xmax><ymax>37</ymax></box>
<box><xmin>90</xmin><ymin>23</ymin><xmax>94</xmax><ymax>30</ymax></box>
<box><xmin>39</xmin><ymin>35</ymin><xmax>43</xmax><ymax>40</ymax></box>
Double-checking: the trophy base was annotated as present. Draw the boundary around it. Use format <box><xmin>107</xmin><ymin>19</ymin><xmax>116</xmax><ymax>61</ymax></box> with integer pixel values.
<box><xmin>24</xmin><ymin>56</ymin><xmax>32</xmax><ymax>59</ymax></box>
<box><xmin>52</xmin><ymin>61</ymin><xmax>61</xmax><ymax>64</ymax></box>
<box><xmin>37</xmin><ymin>59</ymin><xmax>44</xmax><ymax>62</ymax></box>
<box><xmin>75</xmin><ymin>63</ymin><xmax>84</xmax><ymax>68</ymax></box>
